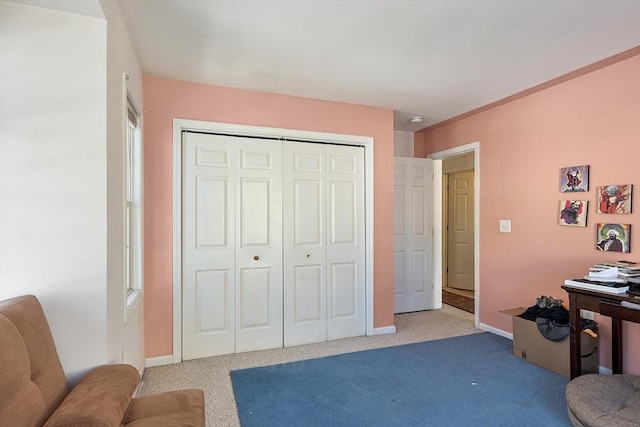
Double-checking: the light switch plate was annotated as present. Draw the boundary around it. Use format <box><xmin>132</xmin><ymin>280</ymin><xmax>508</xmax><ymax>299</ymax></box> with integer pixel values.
<box><xmin>499</xmin><ymin>219</ymin><xmax>511</xmax><ymax>233</ymax></box>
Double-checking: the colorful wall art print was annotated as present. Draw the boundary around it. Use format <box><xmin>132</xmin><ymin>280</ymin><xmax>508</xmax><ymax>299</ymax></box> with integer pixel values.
<box><xmin>559</xmin><ymin>200</ymin><xmax>588</xmax><ymax>227</ymax></box>
<box><xmin>596</xmin><ymin>223</ymin><xmax>631</xmax><ymax>253</ymax></box>
<box><xmin>598</xmin><ymin>184</ymin><xmax>632</xmax><ymax>214</ymax></box>
<box><xmin>560</xmin><ymin>165</ymin><xmax>589</xmax><ymax>192</ymax></box>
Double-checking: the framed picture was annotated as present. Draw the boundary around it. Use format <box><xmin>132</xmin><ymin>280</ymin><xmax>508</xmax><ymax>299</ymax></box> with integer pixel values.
<box><xmin>560</xmin><ymin>165</ymin><xmax>589</xmax><ymax>193</ymax></box>
<box><xmin>596</xmin><ymin>223</ymin><xmax>631</xmax><ymax>253</ymax></box>
<box><xmin>559</xmin><ymin>200</ymin><xmax>588</xmax><ymax>227</ymax></box>
<box><xmin>597</xmin><ymin>184</ymin><xmax>632</xmax><ymax>214</ymax></box>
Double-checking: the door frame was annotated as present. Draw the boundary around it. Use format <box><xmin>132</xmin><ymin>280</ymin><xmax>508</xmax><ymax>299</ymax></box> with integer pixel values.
<box><xmin>172</xmin><ymin>119</ymin><xmax>375</xmax><ymax>362</ymax></box>
<box><xmin>427</xmin><ymin>141</ymin><xmax>479</xmax><ymax>328</ymax></box>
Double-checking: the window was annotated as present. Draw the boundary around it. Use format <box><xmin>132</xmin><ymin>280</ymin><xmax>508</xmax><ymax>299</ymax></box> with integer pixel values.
<box><xmin>125</xmin><ymin>95</ymin><xmax>142</xmax><ymax>312</ymax></box>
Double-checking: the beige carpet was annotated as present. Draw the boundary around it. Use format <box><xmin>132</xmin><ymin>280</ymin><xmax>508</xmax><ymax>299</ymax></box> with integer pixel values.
<box><xmin>137</xmin><ymin>305</ymin><xmax>478</xmax><ymax>427</ymax></box>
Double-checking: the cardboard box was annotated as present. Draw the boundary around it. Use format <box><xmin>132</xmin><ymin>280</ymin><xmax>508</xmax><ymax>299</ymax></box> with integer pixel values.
<box><xmin>501</xmin><ymin>307</ymin><xmax>599</xmax><ymax>378</ymax></box>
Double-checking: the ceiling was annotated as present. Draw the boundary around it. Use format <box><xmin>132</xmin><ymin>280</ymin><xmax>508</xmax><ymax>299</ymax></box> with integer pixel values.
<box><xmin>14</xmin><ymin>0</ymin><xmax>640</xmax><ymax>131</ymax></box>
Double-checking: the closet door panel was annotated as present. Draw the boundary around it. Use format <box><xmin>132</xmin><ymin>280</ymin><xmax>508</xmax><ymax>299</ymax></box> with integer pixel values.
<box><xmin>293</xmin><ymin>265</ymin><xmax>323</xmax><ymax>322</ymax></box>
<box><xmin>326</xmin><ymin>145</ymin><xmax>366</xmax><ymax>340</ymax></box>
<box><xmin>238</xmin><ymin>267</ymin><xmax>272</xmax><ymax>327</ymax></box>
<box><xmin>283</xmin><ymin>142</ymin><xmax>327</xmax><ymax>346</ymax></box>
<box><xmin>294</xmin><ymin>180</ymin><xmax>322</xmax><ymax>245</ymax></box>
<box><xmin>330</xmin><ymin>181</ymin><xmax>357</xmax><ymax>243</ymax></box>
<box><xmin>235</xmin><ymin>141</ymin><xmax>283</xmax><ymax>353</ymax></box>
<box><xmin>195</xmin><ymin>270</ymin><xmax>230</xmax><ymax>332</ymax></box>
<box><xmin>195</xmin><ymin>177</ymin><xmax>229</xmax><ymax>248</ymax></box>
<box><xmin>182</xmin><ymin>133</ymin><xmax>235</xmax><ymax>359</ymax></box>
<box><xmin>331</xmin><ymin>262</ymin><xmax>357</xmax><ymax>317</ymax></box>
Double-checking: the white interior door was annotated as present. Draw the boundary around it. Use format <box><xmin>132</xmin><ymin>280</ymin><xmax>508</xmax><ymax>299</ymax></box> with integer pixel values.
<box><xmin>284</xmin><ymin>142</ymin><xmax>365</xmax><ymax>346</ymax></box>
<box><xmin>446</xmin><ymin>170</ymin><xmax>475</xmax><ymax>291</ymax></box>
<box><xmin>393</xmin><ymin>157</ymin><xmax>434</xmax><ymax>313</ymax></box>
<box><xmin>182</xmin><ymin>133</ymin><xmax>282</xmax><ymax>359</ymax></box>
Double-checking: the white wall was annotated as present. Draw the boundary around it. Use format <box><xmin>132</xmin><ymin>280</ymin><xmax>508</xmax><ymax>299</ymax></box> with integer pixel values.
<box><xmin>0</xmin><ymin>1</ymin><xmax>107</xmax><ymax>382</ymax></box>
<box><xmin>100</xmin><ymin>0</ymin><xmax>145</xmax><ymax>374</ymax></box>
<box><xmin>393</xmin><ymin>130</ymin><xmax>414</xmax><ymax>157</ymax></box>
<box><xmin>0</xmin><ymin>0</ymin><xmax>145</xmax><ymax>383</ymax></box>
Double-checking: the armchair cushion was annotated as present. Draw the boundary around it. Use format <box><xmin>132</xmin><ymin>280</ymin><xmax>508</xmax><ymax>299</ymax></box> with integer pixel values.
<box><xmin>123</xmin><ymin>389</ymin><xmax>205</xmax><ymax>427</ymax></box>
<box><xmin>44</xmin><ymin>364</ymin><xmax>139</xmax><ymax>427</ymax></box>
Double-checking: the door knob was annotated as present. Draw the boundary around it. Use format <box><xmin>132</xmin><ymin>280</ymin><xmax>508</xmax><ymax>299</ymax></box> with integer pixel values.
<box><xmin>253</xmin><ymin>256</ymin><xmax>259</xmax><ymax>261</ymax></box>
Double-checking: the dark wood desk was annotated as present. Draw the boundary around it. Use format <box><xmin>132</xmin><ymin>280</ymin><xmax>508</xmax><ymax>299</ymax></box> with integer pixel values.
<box><xmin>561</xmin><ymin>285</ymin><xmax>640</xmax><ymax>379</ymax></box>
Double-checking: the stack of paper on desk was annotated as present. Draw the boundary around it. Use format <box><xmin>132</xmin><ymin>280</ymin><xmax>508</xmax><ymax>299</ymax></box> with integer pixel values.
<box><xmin>584</xmin><ymin>266</ymin><xmax>627</xmax><ymax>283</ymax></box>
<box><xmin>590</xmin><ymin>261</ymin><xmax>640</xmax><ymax>279</ymax></box>
<box><xmin>564</xmin><ymin>262</ymin><xmax>640</xmax><ymax>294</ymax></box>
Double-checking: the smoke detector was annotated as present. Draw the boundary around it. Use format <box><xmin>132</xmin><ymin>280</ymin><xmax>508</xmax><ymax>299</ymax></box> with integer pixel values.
<box><xmin>410</xmin><ymin>116</ymin><xmax>423</xmax><ymax>124</ymax></box>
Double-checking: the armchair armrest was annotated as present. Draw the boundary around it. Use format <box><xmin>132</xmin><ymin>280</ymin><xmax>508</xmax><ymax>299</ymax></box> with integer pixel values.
<box><xmin>44</xmin><ymin>364</ymin><xmax>139</xmax><ymax>427</ymax></box>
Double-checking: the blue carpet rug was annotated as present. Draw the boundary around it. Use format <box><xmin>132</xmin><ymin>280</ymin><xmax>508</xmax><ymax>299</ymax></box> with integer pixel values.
<box><xmin>231</xmin><ymin>332</ymin><xmax>571</xmax><ymax>426</ymax></box>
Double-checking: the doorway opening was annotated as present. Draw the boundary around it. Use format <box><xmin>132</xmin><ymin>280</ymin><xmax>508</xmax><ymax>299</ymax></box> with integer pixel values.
<box><xmin>428</xmin><ymin>142</ymin><xmax>479</xmax><ymax>328</ymax></box>
<box><xmin>442</xmin><ymin>155</ymin><xmax>475</xmax><ymax>313</ymax></box>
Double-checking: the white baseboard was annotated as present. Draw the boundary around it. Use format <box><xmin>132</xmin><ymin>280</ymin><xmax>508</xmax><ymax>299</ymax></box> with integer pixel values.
<box><xmin>132</xmin><ymin>359</ymin><xmax>147</xmax><ymax>398</ymax></box>
<box><xmin>145</xmin><ymin>355</ymin><xmax>175</xmax><ymax>368</ymax></box>
<box><xmin>372</xmin><ymin>325</ymin><xmax>396</xmax><ymax>335</ymax></box>
<box><xmin>478</xmin><ymin>322</ymin><xmax>512</xmax><ymax>340</ymax></box>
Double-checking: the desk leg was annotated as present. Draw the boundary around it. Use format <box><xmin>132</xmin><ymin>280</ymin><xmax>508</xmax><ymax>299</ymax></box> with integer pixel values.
<box><xmin>611</xmin><ymin>318</ymin><xmax>622</xmax><ymax>374</ymax></box>
<box><xmin>568</xmin><ymin>293</ymin><xmax>581</xmax><ymax>379</ymax></box>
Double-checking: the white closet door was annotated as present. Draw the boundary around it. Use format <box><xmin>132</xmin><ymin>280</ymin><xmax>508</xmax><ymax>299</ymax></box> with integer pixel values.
<box><xmin>283</xmin><ymin>142</ymin><xmax>365</xmax><ymax>346</ymax></box>
<box><xmin>183</xmin><ymin>133</ymin><xmax>364</xmax><ymax>358</ymax></box>
<box><xmin>182</xmin><ymin>133</ymin><xmax>282</xmax><ymax>359</ymax></box>
<box><xmin>183</xmin><ymin>132</ymin><xmax>235</xmax><ymax>359</ymax></box>
<box><xmin>283</xmin><ymin>142</ymin><xmax>327</xmax><ymax>346</ymax></box>
<box><xmin>393</xmin><ymin>157</ymin><xmax>434</xmax><ymax>314</ymax></box>
<box><xmin>326</xmin><ymin>145</ymin><xmax>366</xmax><ymax>340</ymax></box>
<box><xmin>234</xmin><ymin>139</ymin><xmax>283</xmax><ymax>353</ymax></box>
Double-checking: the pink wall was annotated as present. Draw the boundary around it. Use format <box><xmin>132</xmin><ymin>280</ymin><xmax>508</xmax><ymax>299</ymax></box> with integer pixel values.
<box><xmin>143</xmin><ymin>76</ymin><xmax>394</xmax><ymax>358</ymax></box>
<box><xmin>418</xmin><ymin>54</ymin><xmax>640</xmax><ymax>374</ymax></box>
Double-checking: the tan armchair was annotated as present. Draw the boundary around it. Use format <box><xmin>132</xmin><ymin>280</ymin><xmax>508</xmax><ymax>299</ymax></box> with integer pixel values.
<box><xmin>0</xmin><ymin>295</ymin><xmax>205</xmax><ymax>427</ymax></box>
